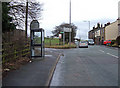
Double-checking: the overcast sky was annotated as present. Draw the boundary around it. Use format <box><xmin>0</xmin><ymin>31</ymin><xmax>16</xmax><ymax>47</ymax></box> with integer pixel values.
<box><xmin>37</xmin><ymin>0</ymin><xmax>119</xmax><ymax>40</ymax></box>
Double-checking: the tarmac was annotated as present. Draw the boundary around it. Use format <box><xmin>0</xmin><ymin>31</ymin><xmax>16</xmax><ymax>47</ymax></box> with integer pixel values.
<box><xmin>2</xmin><ymin>48</ymin><xmax>62</xmax><ymax>87</ymax></box>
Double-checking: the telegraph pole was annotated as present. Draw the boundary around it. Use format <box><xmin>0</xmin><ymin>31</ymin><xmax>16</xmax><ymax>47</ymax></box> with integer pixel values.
<box><xmin>25</xmin><ymin>0</ymin><xmax>28</xmax><ymax>37</ymax></box>
<box><xmin>69</xmin><ymin>0</ymin><xmax>71</xmax><ymax>45</ymax></box>
<box><xmin>69</xmin><ymin>0</ymin><xmax>71</xmax><ymax>24</ymax></box>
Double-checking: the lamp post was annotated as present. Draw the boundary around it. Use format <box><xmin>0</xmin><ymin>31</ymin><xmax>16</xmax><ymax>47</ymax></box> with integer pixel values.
<box><xmin>83</xmin><ymin>21</ymin><xmax>90</xmax><ymax>30</ymax></box>
<box><xmin>83</xmin><ymin>21</ymin><xmax>90</xmax><ymax>39</ymax></box>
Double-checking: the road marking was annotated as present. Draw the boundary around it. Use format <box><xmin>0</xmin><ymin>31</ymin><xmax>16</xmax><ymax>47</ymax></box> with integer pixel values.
<box><xmin>106</xmin><ymin>53</ymin><xmax>118</xmax><ymax>59</ymax></box>
<box><xmin>105</xmin><ymin>47</ymin><xmax>118</xmax><ymax>51</ymax></box>
<box><xmin>99</xmin><ymin>50</ymin><xmax>118</xmax><ymax>59</ymax></box>
<box><xmin>99</xmin><ymin>50</ymin><xmax>105</xmax><ymax>53</ymax></box>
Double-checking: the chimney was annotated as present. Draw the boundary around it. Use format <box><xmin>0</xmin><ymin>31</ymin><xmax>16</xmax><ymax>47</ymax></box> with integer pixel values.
<box><xmin>97</xmin><ymin>23</ymin><xmax>100</xmax><ymax>28</ymax></box>
<box><xmin>107</xmin><ymin>22</ymin><xmax>110</xmax><ymax>25</ymax></box>
<box><xmin>104</xmin><ymin>24</ymin><xmax>107</xmax><ymax>27</ymax></box>
<box><xmin>101</xmin><ymin>24</ymin><xmax>103</xmax><ymax>28</ymax></box>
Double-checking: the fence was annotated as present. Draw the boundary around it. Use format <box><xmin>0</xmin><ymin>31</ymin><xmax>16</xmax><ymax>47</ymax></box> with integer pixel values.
<box><xmin>2</xmin><ymin>30</ymin><xmax>30</xmax><ymax>64</ymax></box>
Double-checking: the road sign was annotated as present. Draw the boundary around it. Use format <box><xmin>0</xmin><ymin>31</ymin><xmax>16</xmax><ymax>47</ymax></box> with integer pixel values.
<box><xmin>60</xmin><ymin>32</ymin><xmax>64</xmax><ymax>33</ymax></box>
<box><xmin>63</xmin><ymin>28</ymin><xmax>72</xmax><ymax>32</ymax></box>
<box><xmin>59</xmin><ymin>34</ymin><xmax>62</xmax><ymax>38</ymax></box>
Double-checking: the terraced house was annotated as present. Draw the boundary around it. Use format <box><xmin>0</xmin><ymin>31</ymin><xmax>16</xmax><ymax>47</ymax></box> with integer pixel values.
<box><xmin>94</xmin><ymin>23</ymin><xmax>101</xmax><ymax>45</ymax></box>
<box><xmin>88</xmin><ymin>28</ymin><xmax>95</xmax><ymax>40</ymax></box>
<box><xmin>100</xmin><ymin>25</ymin><xmax>105</xmax><ymax>45</ymax></box>
<box><xmin>104</xmin><ymin>20</ymin><xmax>118</xmax><ymax>41</ymax></box>
<box><xmin>88</xmin><ymin>23</ymin><xmax>105</xmax><ymax>45</ymax></box>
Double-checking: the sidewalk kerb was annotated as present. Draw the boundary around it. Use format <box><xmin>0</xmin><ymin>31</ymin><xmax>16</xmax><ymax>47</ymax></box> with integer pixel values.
<box><xmin>45</xmin><ymin>53</ymin><xmax>62</xmax><ymax>87</ymax></box>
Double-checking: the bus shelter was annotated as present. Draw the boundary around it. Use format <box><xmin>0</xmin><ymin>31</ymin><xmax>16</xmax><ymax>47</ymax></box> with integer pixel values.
<box><xmin>30</xmin><ymin>20</ymin><xmax>45</xmax><ymax>58</ymax></box>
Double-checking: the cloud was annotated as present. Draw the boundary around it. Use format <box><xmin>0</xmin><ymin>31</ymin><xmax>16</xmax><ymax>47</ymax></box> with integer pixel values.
<box><xmin>38</xmin><ymin>0</ymin><xmax>119</xmax><ymax>39</ymax></box>
<box><xmin>74</xmin><ymin>18</ymin><xmax>117</xmax><ymax>39</ymax></box>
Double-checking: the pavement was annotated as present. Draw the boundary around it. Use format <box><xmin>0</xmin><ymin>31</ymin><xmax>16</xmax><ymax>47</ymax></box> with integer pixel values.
<box><xmin>2</xmin><ymin>48</ymin><xmax>62</xmax><ymax>87</ymax></box>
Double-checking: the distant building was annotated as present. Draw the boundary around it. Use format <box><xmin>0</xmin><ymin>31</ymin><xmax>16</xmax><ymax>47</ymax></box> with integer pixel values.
<box><xmin>88</xmin><ymin>20</ymin><xmax>119</xmax><ymax>45</ymax></box>
<box><xmin>88</xmin><ymin>29</ymin><xmax>94</xmax><ymax>39</ymax></box>
<box><xmin>105</xmin><ymin>20</ymin><xmax>118</xmax><ymax>40</ymax></box>
<box><xmin>94</xmin><ymin>23</ymin><xmax>102</xmax><ymax>45</ymax></box>
<box><xmin>100</xmin><ymin>25</ymin><xmax>105</xmax><ymax>45</ymax></box>
<box><xmin>88</xmin><ymin>23</ymin><xmax>104</xmax><ymax>45</ymax></box>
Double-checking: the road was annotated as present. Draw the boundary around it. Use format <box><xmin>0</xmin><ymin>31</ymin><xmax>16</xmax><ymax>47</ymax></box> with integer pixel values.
<box><xmin>50</xmin><ymin>45</ymin><xmax>118</xmax><ymax>86</ymax></box>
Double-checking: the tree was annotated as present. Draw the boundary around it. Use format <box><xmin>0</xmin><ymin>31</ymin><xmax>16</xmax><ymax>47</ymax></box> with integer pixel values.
<box><xmin>8</xmin><ymin>0</ymin><xmax>43</xmax><ymax>36</ymax></box>
<box><xmin>52</xmin><ymin>23</ymin><xmax>77</xmax><ymax>43</ymax></box>
<box><xmin>2</xmin><ymin>2</ymin><xmax>16</xmax><ymax>32</ymax></box>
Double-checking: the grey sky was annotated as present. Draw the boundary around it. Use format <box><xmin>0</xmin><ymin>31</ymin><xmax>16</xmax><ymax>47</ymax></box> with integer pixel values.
<box><xmin>37</xmin><ymin>0</ymin><xmax>119</xmax><ymax>39</ymax></box>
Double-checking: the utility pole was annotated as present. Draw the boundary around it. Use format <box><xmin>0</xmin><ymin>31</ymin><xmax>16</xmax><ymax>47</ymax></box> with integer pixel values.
<box><xmin>63</xmin><ymin>32</ymin><xmax>65</xmax><ymax>45</ymax></box>
<box><xmin>25</xmin><ymin>0</ymin><xmax>28</xmax><ymax>37</ymax></box>
<box><xmin>83</xmin><ymin>21</ymin><xmax>90</xmax><ymax>39</ymax></box>
<box><xmin>69</xmin><ymin>0</ymin><xmax>71</xmax><ymax>45</ymax></box>
<box><xmin>83</xmin><ymin>21</ymin><xmax>90</xmax><ymax>30</ymax></box>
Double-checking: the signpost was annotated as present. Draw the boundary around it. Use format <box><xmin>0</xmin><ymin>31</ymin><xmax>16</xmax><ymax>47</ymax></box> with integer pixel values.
<box><xmin>59</xmin><ymin>34</ymin><xmax>62</xmax><ymax>38</ymax></box>
<box><xmin>59</xmin><ymin>27</ymin><xmax>72</xmax><ymax>45</ymax></box>
<box><xmin>63</xmin><ymin>27</ymin><xmax>72</xmax><ymax>45</ymax></box>
<box><xmin>60</xmin><ymin>31</ymin><xmax>65</xmax><ymax>45</ymax></box>
<box><xmin>60</xmin><ymin>32</ymin><xmax>64</xmax><ymax>34</ymax></box>
<box><xmin>63</xmin><ymin>28</ymin><xmax>71</xmax><ymax>32</ymax></box>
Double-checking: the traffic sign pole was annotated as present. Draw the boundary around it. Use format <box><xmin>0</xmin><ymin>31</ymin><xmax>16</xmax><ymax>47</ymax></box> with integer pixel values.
<box><xmin>63</xmin><ymin>32</ymin><xmax>65</xmax><ymax>45</ymax></box>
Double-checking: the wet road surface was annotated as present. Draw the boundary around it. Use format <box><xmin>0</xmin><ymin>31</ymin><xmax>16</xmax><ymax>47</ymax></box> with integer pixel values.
<box><xmin>50</xmin><ymin>45</ymin><xmax>118</xmax><ymax>86</ymax></box>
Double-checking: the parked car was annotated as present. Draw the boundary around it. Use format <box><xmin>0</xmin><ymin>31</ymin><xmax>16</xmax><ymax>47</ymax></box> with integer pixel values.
<box><xmin>103</xmin><ymin>40</ymin><xmax>112</xmax><ymax>45</ymax></box>
<box><xmin>88</xmin><ymin>39</ymin><xmax>94</xmax><ymax>45</ymax></box>
<box><xmin>79</xmin><ymin>41</ymin><xmax>88</xmax><ymax>48</ymax></box>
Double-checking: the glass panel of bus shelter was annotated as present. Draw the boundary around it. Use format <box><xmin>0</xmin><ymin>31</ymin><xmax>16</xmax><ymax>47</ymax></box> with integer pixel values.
<box><xmin>33</xmin><ymin>32</ymin><xmax>41</xmax><ymax>44</ymax></box>
<box><xmin>31</xmin><ymin>47</ymin><xmax>41</xmax><ymax>56</ymax></box>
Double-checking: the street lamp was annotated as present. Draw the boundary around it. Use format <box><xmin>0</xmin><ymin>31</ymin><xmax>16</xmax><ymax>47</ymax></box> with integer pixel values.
<box><xmin>83</xmin><ymin>21</ymin><xmax>90</xmax><ymax>30</ymax></box>
<box><xmin>83</xmin><ymin>21</ymin><xmax>91</xmax><ymax>39</ymax></box>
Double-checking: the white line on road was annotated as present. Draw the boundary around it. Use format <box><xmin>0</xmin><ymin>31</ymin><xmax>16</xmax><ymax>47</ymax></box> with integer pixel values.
<box><xmin>106</xmin><ymin>53</ymin><xmax>118</xmax><ymax>59</ymax></box>
<box><xmin>99</xmin><ymin>50</ymin><xmax>105</xmax><ymax>53</ymax></box>
<box><xmin>99</xmin><ymin>50</ymin><xmax>118</xmax><ymax>59</ymax></box>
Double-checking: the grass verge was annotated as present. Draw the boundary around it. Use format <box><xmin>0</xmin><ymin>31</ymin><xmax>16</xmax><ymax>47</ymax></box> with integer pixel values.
<box><xmin>45</xmin><ymin>43</ymin><xmax>77</xmax><ymax>49</ymax></box>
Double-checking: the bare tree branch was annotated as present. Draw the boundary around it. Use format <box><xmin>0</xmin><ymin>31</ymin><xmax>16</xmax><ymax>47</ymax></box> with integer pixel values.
<box><xmin>8</xmin><ymin>0</ymin><xmax>43</xmax><ymax>29</ymax></box>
